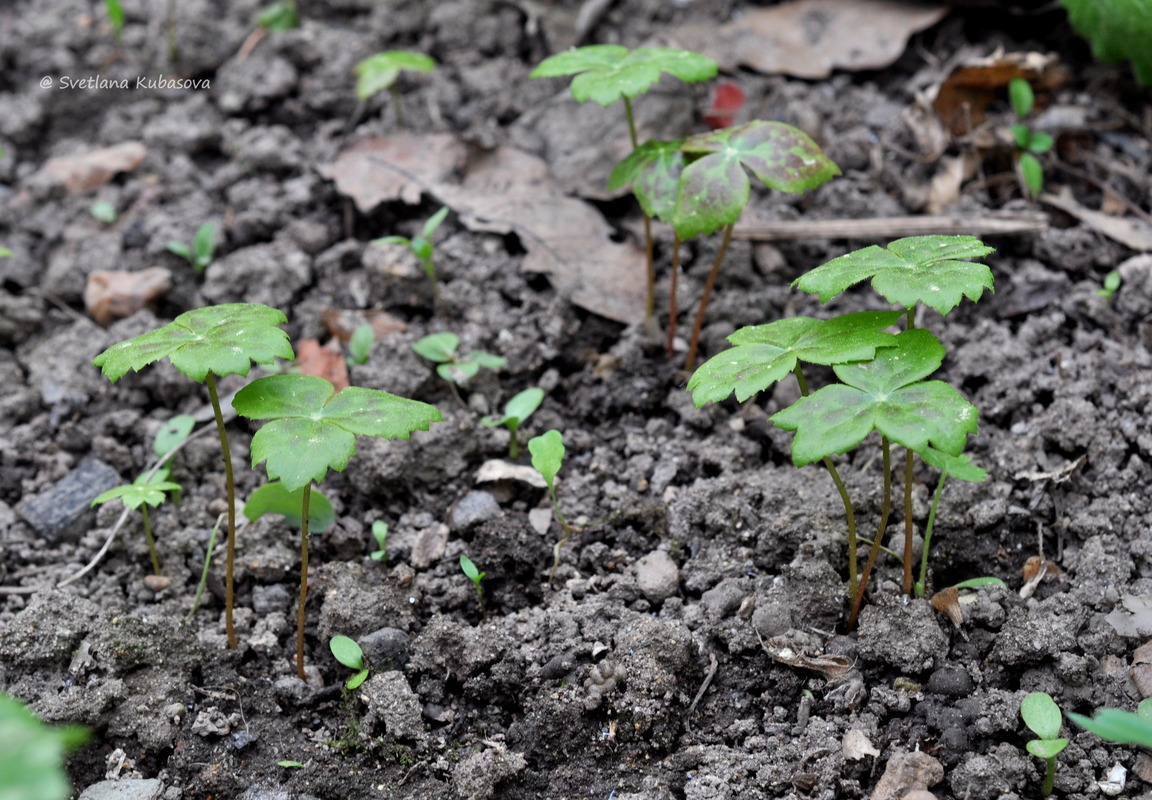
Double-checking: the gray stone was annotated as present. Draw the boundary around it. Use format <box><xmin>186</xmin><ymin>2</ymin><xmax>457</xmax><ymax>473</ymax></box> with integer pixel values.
<box><xmin>78</xmin><ymin>779</ymin><xmax>164</xmax><ymax>800</ymax></box>
<box><xmin>252</xmin><ymin>584</ymin><xmax>292</xmax><ymax>615</ymax></box>
<box><xmin>16</xmin><ymin>456</ymin><xmax>121</xmax><ymax>542</ymax></box>
<box><xmin>361</xmin><ymin>670</ymin><xmax>425</xmax><ymax>741</ymax></box>
<box><xmin>635</xmin><ymin>550</ymin><xmax>679</xmax><ymax>604</ymax></box>
<box><xmin>448</xmin><ymin>491</ymin><xmax>502</xmax><ymax>531</ymax></box>
<box><xmin>358</xmin><ymin>627</ymin><xmax>411</xmax><ymax>670</ymax></box>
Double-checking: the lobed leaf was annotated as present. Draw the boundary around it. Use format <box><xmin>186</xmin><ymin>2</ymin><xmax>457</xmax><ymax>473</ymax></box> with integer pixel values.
<box><xmin>608</xmin><ymin>139</ymin><xmax>685</xmax><ymax>222</ymax></box>
<box><xmin>233</xmin><ymin>374</ymin><xmax>443</xmax><ymax>491</ymax></box>
<box><xmin>243</xmin><ymin>481</ymin><xmax>334</xmax><ymax>532</ymax></box>
<box><xmin>793</xmin><ymin>235</ymin><xmax>994</xmax><ymax>315</ymax></box>
<box><xmin>93</xmin><ymin>303</ymin><xmax>294</xmax><ymax>383</ymax></box>
<box><xmin>531</xmin><ymin>45</ymin><xmax>717</xmax><ymax>107</ymax></box>
<box><xmin>529</xmin><ymin>429</ymin><xmax>565</xmax><ymax>488</ymax></box>
<box><xmin>770</xmin><ymin>330</ymin><xmax>978</xmax><ymax>466</ymax></box>
<box><xmin>688</xmin><ymin>311</ymin><xmax>903</xmax><ymax>406</ymax></box>
<box><xmin>673</xmin><ymin>121</ymin><xmax>839</xmax><ymax>240</ymax></box>
<box><xmin>92</xmin><ymin>477</ymin><xmax>183</xmax><ymax>511</ymax></box>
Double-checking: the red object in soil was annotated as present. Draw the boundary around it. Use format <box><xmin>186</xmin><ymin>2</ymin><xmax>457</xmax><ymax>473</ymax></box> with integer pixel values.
<box><xmin>703</xmin><ymin>82</ymin><xmax>746</xmax><ymax>130</ymax></box>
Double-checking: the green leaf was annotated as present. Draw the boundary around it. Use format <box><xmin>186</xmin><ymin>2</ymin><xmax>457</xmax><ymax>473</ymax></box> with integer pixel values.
<box><xmin>93</xmin><ymin>303</ymin><xmax>294</xmax><ymax>383</ymax></box>
<box><xmin>243</xmin><ymin>481</ymin><xmax>334</xmax><ymax>532</ymax></box>
<box><xmin>1026</xmin><ymin>738</ymin><xmax>1069</xmax><ymax>759</ymax></box>
<box><xmin>346</xmin><ymin>669</ymin><xmax>369</xmax><ymax>690</ymax></box>
<box><xmin>1068</xmin><ymin>707</ymin><xmax>1152</xmax><ymax>746</ymax></box>
<box><xmin>1019</xmin><ymin>153</ymin><xmax>1044</xmax><ymax>197</ymax></box>
<box><xmin>793</xmin><ymin>235</ymin><xmax>995</xmax><ymax>315</ymax></box>
<box><xmin>412</xmin><ymin>332</ymin><xmax>459</xmax><ymax>364</ymax></box>
<box><xmin>770</xmin><ymin>330</ymin><xmax>978</xmax><ymax>466</ymax></box>
<box><xmin>154</xmin><ymin>414</ymin><xmax>196</xmax><ymax>459</ymax></box>
<box><xmin>531</xmin><ymin>45</ymin><xmax>717</xmax><ymax>107</ymax></box>
<box><xmin>92</xmin><ymin>476</ymin><xmax>183</xmax><ymax>511</ymax></box>
<box><xmin>529</xmin><ymin>429</ymin><xmax>565</xmax><ymax>488</ymax></box>
<box><xmin>1028</xmin><ymin>131</ymin><xmax>1054</xmax><ymax>154</ymax></box>
<box><xmin>463</xmin><ymin>351</ymin><xmax>508</xmax><ymax>371</ymax></box>
<box><xmin>257</xmin><ymin>0</ymin><xmax>298</xmax><ymax>31</ymax></box>
<box><xmin>422</xmin><ymin>206</ymin><xmax>450</xmax><ymax>239</ymax></box>
<box><xmin>0</xmin><ymin>693</ymin><xmax>88</xmax><ymax>800</ymax></box>
<box><xmin>1009</xmin><ymin>77</ymin><xmax>1034</xmax><ymax>118</ymax></box>
<box><xmin>951</xmin><ymin>576</ymin><xmax>1007</xmax><ymax>590</ymax></box>
<box><xmin>1060</xmin><ymin>0</ymin><xmax>1152</xmax><ymax>86</ymax></box>
<box><xmin>688</xmin><ymin>311</ymin><xmax>903</xmax><ymax>406</ymax></box>
<box><xmin>329</xmin><ymin>635</ymin><xmax>365</xmax><ymax>670</ymax></box>
<box><xmin>1011</xmin><ymin>123</ymin><xmax>1033</xmax><ymax>150</ymax></box>
<box><xmin>355</xmin><ymin>51</ymin><xmax>436</xmax><ymax>100</ymax></box>
<box><xmin>233</xmin><ymin>374</ymin><xmax>443</xmax><ymax>491</ymax></box>
<box><xmin>608</xmin><ymin>139</ymin><xmax>686</xmax><ymax>222</ymax></box>
<box><xmin>673</xmin><ymin>121</ymin><xmax>840</xmax><ymax>240</ymax></box>
<box><xmin>460</xmin><ymin>554</ymin><xmax>485</xmax><ymax>583</ymax></box>
<box><xmin>104</xmin><ymin>0</ymin><xmax>124</xmax><ymax>33</ymax></box>
<box><xmin>277</xmin><ymin>760</ymin><xmax>305</xmax><ymax>768</ymax></box>
<box><xmin>482</xmin><ymin>387</ymin><xmax>545</xmax><ymax>428</ymax></box>
<box><xmin>919</xmin><ymin>446</ymin><xmax>988</xmax><ymax>482</ymax></box>
<box><xmin>348</xmin><ymin>324</ymin><xmax>374</xmax><ymax>366</ymax></box>
<box><xmin>89</xmin><ymin>200</ymin><xmax>118</xmax><ymax>223</ymax></box>
<box><xmin>193</xmin><ymin>223</ymin><xmax>216</xmax><ymax>270</ymax></box>
<box><xmin>1021</xmin><ymin>692</ymin><xmax>1064</xmax><ymax>740</ymax></box>
<box><xmin>166</xmin><ymin>241</ymin><xmax>193</xmax><ymax>263</ymax></box>
<box><xmin>0</xmin><ymin>246</ymin><xmax>12</xmax><ymax>257</ymax></box>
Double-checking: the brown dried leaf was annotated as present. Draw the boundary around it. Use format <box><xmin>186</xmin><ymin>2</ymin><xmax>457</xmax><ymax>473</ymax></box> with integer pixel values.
<box><xmin>760</xmin><ymin>635</ymin><xmax>855</xmax><ymax>681</ymax></box>
<box><xmin>929</xmin><ymin>586</ymin><xmax>964</xmax><ymax>630</ymax></box>
<box><xmin>84</xmin><ymin>268</ymin><xmax>171</xmax><ymax>326</ymax></box>
<box><xmin>675</xmin><ymin>0</ymin><xmax>948</xmax><ymax>79</ymax></box>
<box><xmin>1129</xmin><ymin>641</ymin><xmax>1152</xmax><ymax>699</ymax></box>
<box><xmin>42</xmin><ymin>142</ymin><xmax>147</xmax><ymax>194</ymax></box>
<box><xmin>931</xmin><ymin>50</ymin><xmax>1068</xmax><ymax>135</ymax></box>
<box><xmin>295</xmin><ymin>339</ymin><xmax>349</xmax><ymax>392</ymax></box>
<box><xmin>316</xmin><ymin>134</ymin><xmax>467</xmax><ymax>213</ymax></box>
<box><xmin>1041</xmin><ymin>189</ymin><xmax>1152</xmax><ymax>252</ymax></box>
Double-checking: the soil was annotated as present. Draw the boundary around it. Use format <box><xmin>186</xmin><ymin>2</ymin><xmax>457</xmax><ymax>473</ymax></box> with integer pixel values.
<box><xmin>2</xmin><ymin>1</ymin><xmax>1152</xmax><ymax>799</ymax></box>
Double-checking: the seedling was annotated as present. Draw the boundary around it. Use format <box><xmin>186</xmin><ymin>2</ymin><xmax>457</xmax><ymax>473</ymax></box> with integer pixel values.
<box><xmin>375</xmin><ymin>207</ymin><xmax>450</xmax><ymax>314</ymax></box>
<box><xmin>532</xmin><ymin>45</ymin><xmax>718</xmax><ymax>320</ymax></box>
<box><xmin>103</xmin><ymin>0</ymin><xmax>124</xmax><ymax>41</ymax></box>
<box><xmin>460</xmin><ymin>554</ymin><xmax>487</xmax><ymax>619</ymax></box>
<box><xmin>1069</xmin><ymin>698</ymin><xmax>1152</xmax><ymax>747</ymax></box>
<box><xmin>167</xmin><ymin>222</ymin><xmax>217</xmax><ymax>273</ymax></box>
<box><xmin>481</xmin><ymin>386</ymin><xmax>545</xmax><ymax>458</ymax></box>
<box><xmin>0</xmin><ymin>692</ymin><xmax>88</xmax><ymax>800</ymax></box>
<box><xmin>1008</xmin><ymin>77</ymin><xmax>1054</xmax><ymax>199</ymax></box>
<box><xmin>329</xmin><ymin>635</ymin><xmax>369</xmax><ymax>690</ymax></box>
<box><xmin>354</xmin><ymin>50</ymin><xmax>436</xmax><ymax>129</ymax></box>
<box><xmin>1098</xmin><ymin>269</ymin><xmax>1122</xmax><ymax>302</ymax></box>
<box><xmin>412</xmin><ymin>332</ymin><xmax>506</xmax><ymax>388</ymax></box>
<box><xmin>256</xmin><ymin>0</ymin><xmax>298</xmax><ymax>31</ymax></box>
<box><xmin>369</xmin><ymin>521</ymin><xmax>389</xmax><ymax>562</ymax></box>
<box><xmin>914</xmin><ymin>447</ymin><xmax>989</xmax><ymax>598</ymax></box>
<box><xmin>93</xmin><ymin>302</ymin><xmax>295</xmax><ymax>648</ymax></box>
<box><xmin>89</xmin><ymin>200</ymin><xmax>117</xmax><ymax>224</ymax></box>
<box><xmin>91</xmin><ymin>469</ymin><xmax>183</xmax><ymax>576</ymax></box>
<box><xmin>232</xmin><ymin>373</ymin><xmax>442</xmax><ymax>677</ymax></box>
<box><xmin>1021</xmin><ymin>692</ymin><xmax>1069</xmax><ymax>797</ymax></box>
<box><xmin>277</xmin><ymin>760</ymin><xmax>305</xmax><ymax>768</ymax></box>
<box><xmin>244</xmin><ymin>481</ymin><xmax>334</xmax><ymax>533</ymax></box>
<box><xmin>0</xmin><ymin>247</ymin><xmax>10</xmax><ymax>258</ymax></box>
<box><xmin>347</xmin><ymin>324</ymin><xmax>374</xmax><ymax>366</ymax></box>
<box><xmin>528</xmin><ymin>429</ymin><xmax>573</xmax><ymax>583</ymax></box>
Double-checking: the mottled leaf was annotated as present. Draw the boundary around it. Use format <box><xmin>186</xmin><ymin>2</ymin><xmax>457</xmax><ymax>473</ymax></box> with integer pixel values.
<box><xmin>608</xmin><ymin>139</ymin><xmax>685</xmax><ymax>222</ymax></box>
<box><xmin>531</xmin><ymin>45</ymin><xmax>717</xmax><ymax>107</ymax></box>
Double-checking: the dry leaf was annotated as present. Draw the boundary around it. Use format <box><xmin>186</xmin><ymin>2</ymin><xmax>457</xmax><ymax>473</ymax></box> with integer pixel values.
<box><xmin>1129</xmin><ymin>640</ymin><xmax>1152</xmax><ymax>699</ymax></box>
<box><xmin>316</xmin><ymin>134</ymin><xmax>467</xmax><ymax>213</ymax></box>
<box><xmin>926</xmin><ymin>152</ymin><xmax>979</xmax><ymax>215</ymax></box>
<box><xmin>931</xmin><ymin>50</ymin><xmax>1067</xmax><ymax>135</ymax></box>
<box><xmin>84</xmin><ymin>268</ymin><xmax>171</xmax><ymax>326</ymax></box>
<box><xmin>41</xmin><ymin>142</ymin><xmax>147</xmax><ymax>194</ymax></box>
<box><xmin>676</xmin><ymin>0</ymin><xmax>948</xmax><ymax>79</ymax></box>
<box><xmin>842</xmin><ymin>729</ymin><xmax>881</xmax><ymax>761</ymax></box>
<box><xmin>760</xmin><ymin>635</ymin><xmax>855</xmax><ymax>681</ymax></box>
<box><xmin>476</xmin><ymin>459</ymin><xmax>548</xmax><ymax>489</ymax></box>
<box><xmin>929</xmin><ymin>586</ymin><xmax>964</xmax><ymax>630</ymax></box>
<box><xmin>295</xmin><ymin>338</ymin><xmax>349</xmax><ymax>392</ymax></box>
<box><xmin>1041</xmin><ymin>189</ymin><xmax>1152</xmax><ymax>251</ymax></box>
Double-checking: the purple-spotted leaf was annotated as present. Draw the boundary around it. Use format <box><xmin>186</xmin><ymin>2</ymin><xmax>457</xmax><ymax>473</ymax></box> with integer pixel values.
<box><xmin>233</xmin><ymin>374</ymin><xmax>443</xmax><ymax>492</ymax></box>
<box><xmin>673</xmin><ymin>121</ymin><xmax>840</xmax><ymax>240</ymax></box>
<box><xmin>770</xmin><ymin>330</ymin><xmax>978</xmax><ymax>466</ymax></box>
<box><xmin>608</xmin><ymin>139</ymin><xmax>685</xmax><ymax>222</ymax></box>
<box><xmin>531</xmin><ymin>45</ymin><xmax>717</xmax><ymax>107</ymax></box>
<box><xmin>93</xmin><ymin>302</ymin><xmax>294</xmax><ymax>383</ymax></box>
<box><xmin>688</xmin><ymin>311</ymin><xmax>903</xmax><ymax>406</ymax></box>
<box><xmin>793</xmin><ymin>235</ymin><xmax>995</xmax><ymax>315</ymax></box>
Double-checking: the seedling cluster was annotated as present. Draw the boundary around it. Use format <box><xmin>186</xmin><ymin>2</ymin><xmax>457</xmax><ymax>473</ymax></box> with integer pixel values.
<box><xmin>1008</xmin><ymin>77</ymin><xmax>1053</xmax><ymax>199</ymax></box>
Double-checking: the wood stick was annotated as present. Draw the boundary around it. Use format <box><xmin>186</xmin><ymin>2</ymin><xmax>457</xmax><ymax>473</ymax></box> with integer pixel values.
<box><xmin>732</xmin><ymin>211</ymin><xmax>1048</xmax><ymax>242</ymax></box>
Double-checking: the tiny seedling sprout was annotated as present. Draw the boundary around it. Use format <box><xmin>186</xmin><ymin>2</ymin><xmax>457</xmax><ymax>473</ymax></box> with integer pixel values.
<box><xmin>103</xmin><ymin>0</ymin><xmax>125</xmax><ymax>41</ymax></box>
<box><xmin>1098</xmin><ymin>269</ymin><xmax>1122</xmax><ymax>302</ymax></box>
<box><xmin>481</xmin><ymin>386</ymin><xmax>545</xmax><ymax>458</ymax></box>
<box><xmin>528</xmin><ymin>429</ymin><xmax>573</xmax><ymax>583</ymax></box>
<box><xmin>233</xmin><ymin>373</ymin><xmax>442</xmax><ymax>677</ymax></box>
<box><xmin>167</xmin><ymin>222</ymin><xmax>217</xmax><ymax>273</ymax></box>
<box><xmin>1020</xmin><ymin>692</ymin><xmax>1069</xmax><ymax>797</ymax></box>
<box><xmin>375</xmin><ymin>207</ymin><xmax>450</xmax><ymax>314</ymax></box>
<box><xmin>89</xmin><ymin>200</ymin><xmax>117</xmax><ymax>224</ymax></box>
<box><xmin>256</xmin><ymin>0</ymin><xmax>298</xmax><ymax>31</ymax></box>
<box><xmin>370</xmin><ymin>521</ymin><xmax>389</xmax><ymax>562</ymax></box>
<box><xmin>91</xmin><ymin>470</ymin><xmax>182</xmax><ymax>576</ymax></box>
<box><xmin>93</xmin><ymin>302</ymin><xmax>295</xmax><ymax>648</ymax></box>
<box><xmin>460</xmin><ymin>554</ymin><xmax>487</xmax><ymax>619</ymax></box>
<box><xmin>354</xmin><ymin>50</ymin><xmax>436</xmax><ymax>129</ymax></box>
<box><xmin>412</xmin><ymin>332</ymin><xmax>507</xmax><ymax>393</ymax></box>
<box><xmin>347</xmin><ymin>323</ymin><xmax>374</xmax><ymax>366</ymax></box>
<box><xmin>1008</xmin><ymin>77</ymin><xmax>1053</xmax><ymax>199</ymax></box>
<box><xmin>329</xmin><ymin>635</ymin><xmax>369</xmax><ymax>690</ymax></box>
<box><xmin>277</xmin><ymin>760</ymin><xmax>305</xmax><ymax>769</ymax></box>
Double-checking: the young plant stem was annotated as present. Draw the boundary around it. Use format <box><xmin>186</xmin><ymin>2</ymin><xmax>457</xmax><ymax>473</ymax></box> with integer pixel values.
<box><xmin>140</xmin><ymin>505</ymin><xmax>161</xmax><ymax>576</ymax></box>
<box><xmin>188</xmin><ymin>512</ymin><xmax>225</xmax><ymax>620</ymax></box>
<box><xmin>915</xmin><ymin>470</ymin><xmax>949</xmax><ymax>597</ymax></box>
<box><xmin>1043</xmin><ymin>756</ymin><xmax>1056</xmax><ymax>797</ymax></box>
<box><xmin>901</xmin><ymin>448</ymin><xmax>915</xmax><ymax>595</ymax></box>
<box><xmin>390</xmin><ymin>84</ymin><xmax>407</xmax><ymax>129</ymax></box>
<box><xmin>620</xmin><ymin>97</ymin><xmax>657</xmax><ymax>319</ymax></box>
<box><xmin>296</xmin><ymin>484</ymin><xmax>312</xmax><ymax>680</ymax></box>
<box><xmin>666</xmin><ymin>233</ymin><xmax>682</xmax><ymax>355</ymax></box>
<box><xmin>205</xmin><ymin>373</ymin><xmax>239</xmax><ymax>650</ymax></box>
<box><xmin>849</xmin><ymin>436</ymin><xmax>893</xmax><ymax>629</ymax></box>
<box><xmin>547</xmin><ymin>490</ymin><xmax>574</xmax><ymax>585</ymax></box>
<box><xmin>508</xmin><ymin>421</ymin><xmax>521</xmax><ymax>459</ymax></box>
<box><xmin>793</xmin><ymin>365</ymin><xmax>859</xmax><ymax>602</ymax></box>
<box><xmin>684</xmin><ymin>223</ymin><xmax>735</xmax><ymax>371</ymax></box>
<box><xmin>166</xmin><ymin>0</ymin><xmax>179</xmax><ymax>64</ymax></box>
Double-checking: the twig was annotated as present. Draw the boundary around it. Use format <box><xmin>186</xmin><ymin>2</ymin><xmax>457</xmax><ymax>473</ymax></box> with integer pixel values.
<box><xmin>732</xmin><ymin>211</ymin><xmax>1048</xmax><ymax>242</ymax></box>
<box><xmin>685</xmin><ymin>651</ymin><xmax>719</xmax><ymax>733</ymax></box>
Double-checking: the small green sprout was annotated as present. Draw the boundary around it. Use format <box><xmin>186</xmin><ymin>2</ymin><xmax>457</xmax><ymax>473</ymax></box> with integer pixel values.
<box><xmin>369</xmin><ymin>521</ymin><xmax>389</xmax><ymax>562</ymax></box>
<box><xmin>412</xmin><ymin>332</ymin><xmax>507</xmax><ymax>387</ymax></box>
<box><xmin>1098</xmin><ymin>269</ymin><xmax>1122</xmax><ymax>302</ymax></box>
<box><xmin>529</xmin><ymin>429</ymin><xmax>573</xmax><ymax>583</ymax></box>
<box><xmin>1008</xmin><ymin>77</ymin><xmax>1054</xmax><ymax>199</ymax></box>
<box><xmin>233</xmin><ymin>373</ymin><xmax>442</xmax><ymax>677</ymax></box>
<box><xmin>92</xmin><ymin>469</ymin><xmax>183</xmax><ymax>576</ymax></box>
<box><xmin>93</xmin><ymin>302</ymin><xmax>295</xmax><ymax>649</ymax></box>
<box><xmin>347</xmin><ymin>324</ymin><xmax>374</xmax><ymax>366</ymax></box>
<box><xmin>0</xmin><ymin>692</ymin><xmax>89</xmax><ymax>800</ymax></box>
<box><xmin>103</xmin><ymin>0</ymin><xmax>125</xmax><ymax>41</ymax></box>
<box><xmin>1069</xmin><ymin>698</ymin><xmax>1152</xmax><ymax>747</ymax></box>
<box><xmin>89</xmin><ymin>200</ymin><xmax>117</xmax><ymax>224</ymax></box>
<box><xmin>375</xmin><ymin>207</ymin><xmax>450</xmax><ymax>314</ymax></box>
<box><xmin>277</xmin><ymin>760</ymin><xmax>305</xmax><ymax>769</ymax></box>
<box><xmin>1021</xmin><ymin>692</ymin><xmax>1069</xmax><ymax>797</ymax></box>
<box><xmin>167</xmin><ymin>222</ymin><xmax>217</xmax><ymax>273</ymax></box>
<box><xmin>354</xmin><ymin>50</ymin><xmax>436</xmax><ymax>129</ymax></box>
<box><xmin>256</xmin><ymin>0</ymin><xmax>298</xmax><ymax>31</ymax></box>
<box><xmin>0</xmin><ymin>247</ymin><xmax>11</xmax><ymax>258</ymax></box>
<box><xmin>460</xmin><ymin>554</ymin><xmax>487</xmax><ymax>619</ymax></box>
<box><xmin>481</xmin><ymin>387</ymin><xmax>545</xmax><ymax>458</ymax></box>
<box><xmin>329</xmin><ymin>635</ymin><xmax>369</xmax><ymax>690</ymax></box>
